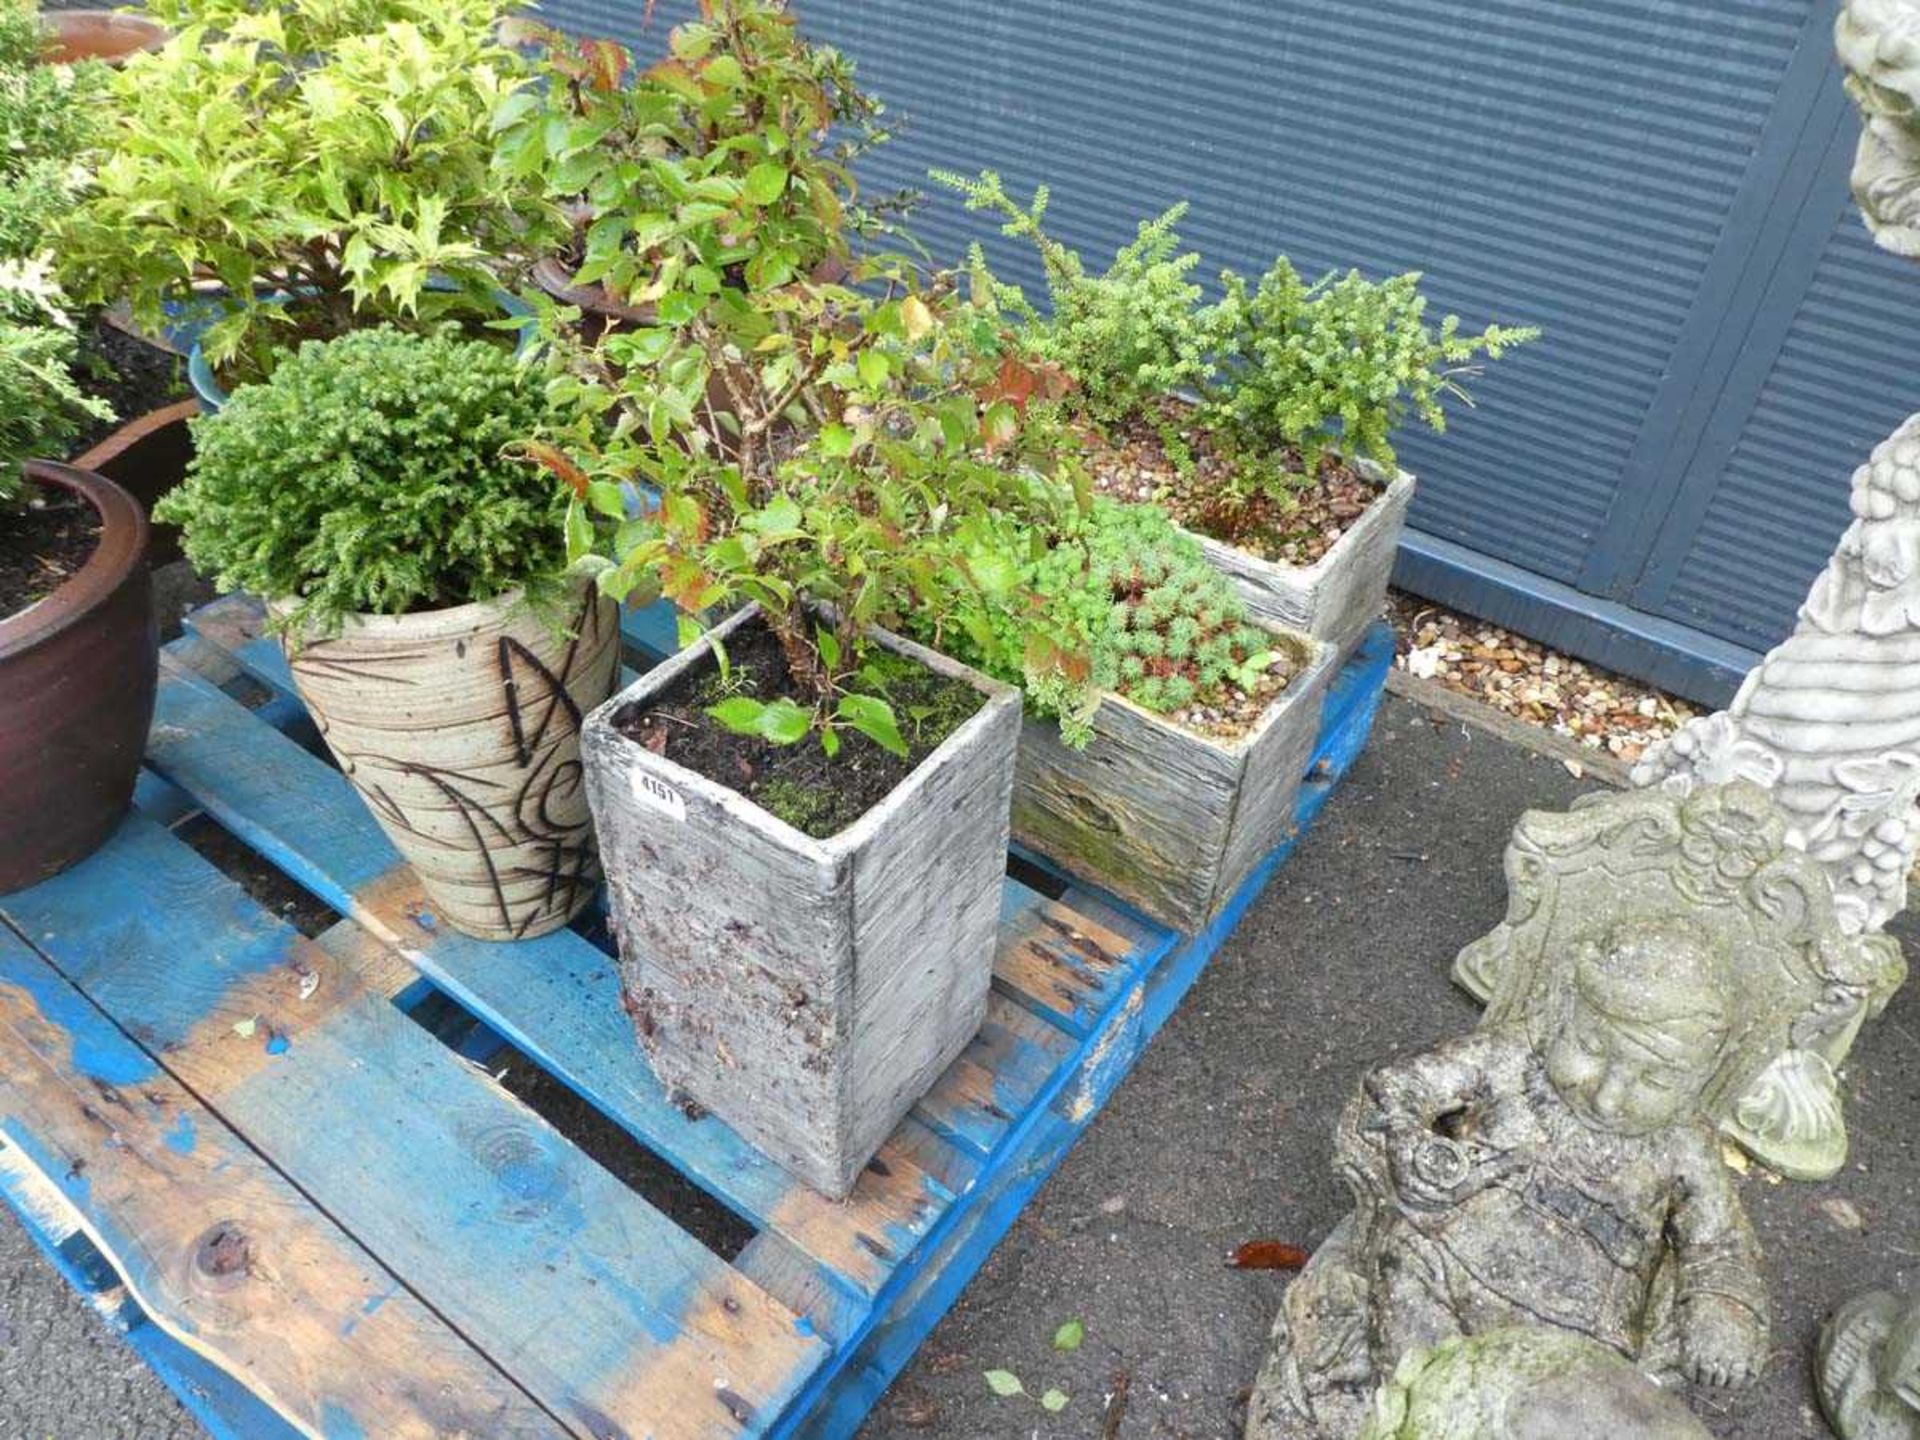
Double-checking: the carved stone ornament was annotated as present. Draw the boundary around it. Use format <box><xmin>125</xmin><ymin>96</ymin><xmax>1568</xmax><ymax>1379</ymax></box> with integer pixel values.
<box><xmin>1818</xmin><ymin>1291</ymin><xmax>1920</xmax><ymax>1440</ymax></box>
<box><xmin>1249</xmin><ymin>887</ymin><xmax>1774</xmax><ymax>1439</ymax></box>
<box><xmin>1352</xmin><ymin>1327</ymin><xmax>1714</xmax><ymax>1440</ymax></box>
<box><xmin>1453</xmin><ymin>782</ymin><xmax>1903</xmax><ymax>1179</ymax></box>
<box><xmin>1838</xmin><ymin>0</ymin><xmax>1920</xmax><ymax>257</ymax></box>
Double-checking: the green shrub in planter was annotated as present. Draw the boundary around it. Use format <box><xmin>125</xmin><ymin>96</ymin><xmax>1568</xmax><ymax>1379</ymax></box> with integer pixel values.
<box><xmin>935</xmin><ymin>168</ymin><xmax>1536</xmax><ymax>500</ymax></box>
<box><xmin>0</xmin><ymin>0</ymin><xmax>102</xmax><ymax>265</ymax></box>
<box><xmin>498</xmin><ymin>0</ymin><xmax>893</xmax><ymax>314</ymax></box>
<box><xmin>154</xmin><ymin>326</ymin><xmax>569</xmax><ymax>633</ymax></box>
<box><xmin>59</xmin><ymin>0</ymin><xmax>564</xmax><ymax>385</ymax></box>
<box><xmin>0</xmin><ymin>0</ymin><xmax>108</xmax><ymax>495</ymax></box>
<box><xmin>934</xmin><ymin>498</ymin><xmax>1289</xmax><ymax>747</ymax></box>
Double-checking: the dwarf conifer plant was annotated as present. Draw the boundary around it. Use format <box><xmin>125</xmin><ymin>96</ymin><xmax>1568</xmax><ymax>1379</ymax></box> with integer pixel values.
<box><xmin>155</xmin><ymin>327</ymin><xmax>571</xmax><ymax>635</ymax></box>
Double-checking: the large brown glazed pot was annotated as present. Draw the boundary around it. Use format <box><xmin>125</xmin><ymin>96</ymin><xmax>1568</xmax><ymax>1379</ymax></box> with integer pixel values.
<box><xmin>72</xmin><ymin>397</ymin><xmax>199</xmax><ymax>567</ymax></box>
<box><xmin>41</xmin><ymin>10</ymin><xmax>168</xmax><ymax>65</ymax></box>
<box><xmin>0</xmin><ymin>461</ymin><xmax>157</xmax><ymax>893</ymax></box>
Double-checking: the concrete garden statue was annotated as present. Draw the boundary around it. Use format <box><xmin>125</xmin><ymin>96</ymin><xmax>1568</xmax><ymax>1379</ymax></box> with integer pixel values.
<box><xmin>1617</xmin><ymin>0</ymin><xmax>1920</xmax><ymax>1180</ymax></box>
<box><xmin>1246</xmin><ymin>788</ymin><xmax>1836</xmax><ymax>1438</ymax></box>
<box><xmin>1455</xmin><ymin>781</ymin><xmax>1904</xmax><ymax>1180</ymax></box>
<box><xmin>1353</xmin><ymin>1327</ymin><xmax>1713</xmax><ymax>1440</ymax></box>
<box><xmin>1818</xmin><ymin>1290</ymin><xmax>1920</xmax><ymax>1440</ymax></box>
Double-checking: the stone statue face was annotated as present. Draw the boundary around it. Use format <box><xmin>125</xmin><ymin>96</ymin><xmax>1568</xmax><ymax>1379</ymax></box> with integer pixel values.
<box><xmin>1544</xmin><ymin>994</ymin><xmax>1716</xmax><ymax>1136</ymax></box>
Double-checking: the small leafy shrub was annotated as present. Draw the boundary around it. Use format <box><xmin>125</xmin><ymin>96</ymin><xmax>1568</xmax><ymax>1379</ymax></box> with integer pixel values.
<box><xmin>499</xmin><ymin>0</ymin><xmax>890</xmax><ymax>319</ymax></box>
<box><xmin>0</xmin><ymin>4</ymin><xmax>108</xmax><ymax>497</ymax></box>
<box><xmin>934</xmin><ymin>169</ymin><xmax>1536</xmax><ymax>503</ymax></box>
<box><xmin>59</xmin><ymin>0</ymin><xmax>562</xmax><ymax>383</ymax></box>
<box><xmin>942</xmin><ymin>500</ymin><xmax>1282</xmax><ymax>748</ymax></box>
<box><xmin>1208</xmin><ymin>258</ymin><xmax>1537</xmax><ymax>475</ymax></box>
<box><xmin>154</xmin><ymin>327</ymin><xmax>570</xmax><ymax>634</ymax></box>
<box><xmin>560</xmin><ymin>260</ymin><xmax>1086</xmax><ymax>760</ymax></box>
<box><xmin>934</xmin><ymin>170</ymin><xmax>1221</xmax><ymax>430</ymax></box>
<box><xmin>0</xmin><ymin>261</ymin><xmax>109</xmax><ymax>498</ymax></box>
<box><xmin>0</xmin><ymin>0</ymin><xmax>101</xmax><ymax>263</ymax></box>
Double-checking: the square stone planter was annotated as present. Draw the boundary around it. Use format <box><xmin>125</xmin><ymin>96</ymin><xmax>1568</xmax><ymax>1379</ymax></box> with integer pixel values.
<box><xmin>580</xmin><ymin>606</ymin><xmax>1023</xmax><ymax>1198</ymax></box>
<box><xmin>1012</xmin><ymin>624</ymin><xmax>1337</xmax><ymax>934</ymax></box>
<box><xmin>1188</xmin><ymin>465</ymin><xmax>1415</xmax><ymax>662</ymax></box>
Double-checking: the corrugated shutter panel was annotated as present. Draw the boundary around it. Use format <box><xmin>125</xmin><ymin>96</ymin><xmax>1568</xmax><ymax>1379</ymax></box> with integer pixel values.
<box><xmin>1653</xmin><ymin>213</ymin><xmax>1920</xmax><ymax>649</ymax></box>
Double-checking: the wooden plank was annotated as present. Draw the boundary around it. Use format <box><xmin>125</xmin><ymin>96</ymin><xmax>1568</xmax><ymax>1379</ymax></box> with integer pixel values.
<box><xmin>145</xmin><ymin>659</ymin><xmax>955</xmax><ymax>1301</ymax></box>
<box><xmin>0</xmin><ymin>920</ymin><xmax>563</xmax><ymax>1440</ymax></box>
<box><xmin>911</xmin><ymin>993</ymin><xmax>1074</xmax><ymax>1159</ymax></box>
<box><xmin>1</xmin><ymin>820</ymin><xmax>828</xmax><ymax>1439</ymax></box>
<box><xmin>989</xmin><ymin>879</ymin><xmax>1142</xmax><ymax>1036</ymax></box>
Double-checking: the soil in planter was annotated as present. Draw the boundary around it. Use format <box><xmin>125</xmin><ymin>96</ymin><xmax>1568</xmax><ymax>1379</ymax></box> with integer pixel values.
<box><xmin>1088</xmin><ymin>397</ymin><xmax>1381</xmax><ymax>569</ymax></box>
<box><xmin>614</xmin><ymin>615</ymin><xmax>985</xmax><ymax>840</ymax></box>
<box><xmin>69</xmin><ymin>313</ymin><xmax>189</xmax><ymax>456</ymax></box>
<box><xmin>0</xmin><ymin>481</ymin><xmax>99</xmax><ymax>615</ymax></box>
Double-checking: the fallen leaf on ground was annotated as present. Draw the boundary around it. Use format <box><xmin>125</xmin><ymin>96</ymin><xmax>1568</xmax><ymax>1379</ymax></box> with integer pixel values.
<box><xmin>1227</xmin><ymin>1239</ymin><xmax>1310</xmax><ymax>1270</ymax></box>
<box><xmin>1040</xmin><ymin>1388</ymin><xmax>1070</xmax><ymax>1413</ymax></box>
<box><xmin>1820</xmin><ymin>1197</ymin><xmax>1866</xmax><ymax>1232</ymax></box>
<box><xmin>984</xmin><ymin>1369</ymin><xmax>1024</xmax><ymax>1398</ymax></box>
<box><xmin>1053</xmin><ymin>1318</ymin><xmax>1085</xmax><ymax>1352</ymax></box>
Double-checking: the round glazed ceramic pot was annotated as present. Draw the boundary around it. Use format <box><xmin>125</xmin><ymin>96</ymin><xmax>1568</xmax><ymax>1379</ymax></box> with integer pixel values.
<box><xmin>41</xmin><ymin>10</ymin><xmax>168</xmax><ymax>65</ymax></box>
<box><xmin>0</xmin><ymin>461</ymin><xmax>157</xmax><ymax>893</ymax></box>
<box><xmin>277</xmin><ymin>578</ymin><xmax>620</xmax><ymax>941</ymax></box>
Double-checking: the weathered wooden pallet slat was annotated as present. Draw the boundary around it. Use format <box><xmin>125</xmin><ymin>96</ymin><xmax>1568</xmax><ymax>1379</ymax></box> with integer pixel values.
<box><xmin>148</xmin><ymin>658</ymin><xmax>953</xmax><ymax>1303</ymax></box>
<box><xmin>0</xmin><ymin>920</ymin><xmax>565</xmax><ymax>1439</ymax></box>
<box><xmin>0</xmin><ymin>595</ymin><xmax>1391</xmax><ymax>1440</ymax></box>
<box><xmin>2</xmin><ymin>817</ymin><xmax>826</xmax><ymax>1439</ymax></box>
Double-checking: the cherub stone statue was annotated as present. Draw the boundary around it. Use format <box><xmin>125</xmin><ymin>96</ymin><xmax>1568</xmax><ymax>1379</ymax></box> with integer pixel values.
<box><xmin>1457</xmin><ymin>780</ymin><xmax>1904</xmax><ymax>1179</ymax></box>
<box><xmin>1617</xmin><ymin>0</ymin><xmax>1920</xmax><ymax>1180</ymax></box>
<box><xmin>1818</xmin><ymin>1290</ymin><xmax>1920</xmax><ymax>1440</ymax></box>
<box><xmin>1247</xmin><ymin>888</ymin><xmax>1771</xmax><ymax>1439</ymax></box>
<box><xmin>1250</xmin><ymin>791</ymin><xmax>1883</xmax><ymax>1437</ymax></box>
<box><xmin>1838</xmin><ymin>0</ymin><xmax>1920</xmax><ymax>257</ymax></box>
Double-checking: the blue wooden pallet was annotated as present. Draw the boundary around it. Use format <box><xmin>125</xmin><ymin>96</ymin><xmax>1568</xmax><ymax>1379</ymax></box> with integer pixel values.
<box><xmin>0</xmin><ymin>599</ymin><xmax>1391</xmax><ymax>1440</ymax></box>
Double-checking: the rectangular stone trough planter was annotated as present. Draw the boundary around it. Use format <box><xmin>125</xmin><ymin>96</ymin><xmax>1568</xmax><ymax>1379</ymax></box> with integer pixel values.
<box><xmin>581</xmin><ymin>605</ymin><xmax>1023</xmax><ymax>1199</ymax></box>
<box><xmin>1188</xmin><ymin>465</ymin><xmax>1415</xmax><ymax>662</ymax></box>
<box><xmin>1012</xmin><ymin>624</ymin><xmax>1337</xmax><ymax>935</ymax></box>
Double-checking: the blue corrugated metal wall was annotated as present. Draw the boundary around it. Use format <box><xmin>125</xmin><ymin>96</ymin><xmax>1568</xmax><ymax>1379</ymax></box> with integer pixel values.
<box><xmin>539</xmin><ymin>0</ymin><xmax>1911</xmax><ymax>704</ymax></box>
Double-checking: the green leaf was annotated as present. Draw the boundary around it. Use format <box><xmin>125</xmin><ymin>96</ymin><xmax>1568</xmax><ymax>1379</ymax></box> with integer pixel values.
<box><xmin>816</xmin><ymin>626</ymin><xmax>842</xmax><ymax>672</ymax></box>
<box><xmin>983</xmin><ymin>1370</ymin><xmax>1024</xmax><ymax>1398</ymax></box>
<box><xmin>743</xmin><ymin>160</ymin><xmax>790</xmax><ymax>207</ymax></box>
<box><xmin>708</xmin><ymin>695</ymin><xmax>813</xmax><ymax>747</ymax></box>
<box><xmin>1052</xmin><ymin>1319</ymin><xmax>1085</xmax><ymax>1352</ymax></box>
<box><xmin>837</xmin><ymin>694</ymin><xmax>907</xmax><ymax>758</ymax></box>
<box><xmin>1040</xmin><ymin>1388</ymin><xmax>1070</xmax><ymax>1413</ymax></box>
<box><xmin>819</xmin><ymin>423</ymin><xmax>855</xmax><ymax>459</ymax></box>
<box><xmin>819</xmin><ymin>725</ymin><xmax>840</xmax><ymax>759</ymax></box>
<box><xmin>856</xmin><ymin>348</ymin><xmax>891</xmax><ymax>390</ymax></box>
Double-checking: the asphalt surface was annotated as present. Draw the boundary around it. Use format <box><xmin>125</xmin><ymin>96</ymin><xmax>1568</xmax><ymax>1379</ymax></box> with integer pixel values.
<box><xmin>1</xmin><ymin>693</ymin><xmax>1915</xmax><ymax>1439</ymax></box>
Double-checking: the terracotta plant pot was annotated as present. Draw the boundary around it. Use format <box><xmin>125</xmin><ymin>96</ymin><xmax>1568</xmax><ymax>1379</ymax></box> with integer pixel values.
<box><xmin>0</xmin><ymin>461</ymin><xmax>157</xmax><ymax>894</ymax></box>
<box><xmin>71</xmin><ymin>398</ymin><xmax>199</xmax><ymax>567</ymax></box>
<box><xmin>41</xmin><ymin>10</ymin><xmax>167</xmax><ymax>65</ymax></box>
<box><xmin>1190</xmin><ymin>465</ymin><xmax>1417</xmax><ymax>664</ymax></box>
<box><xmin>582</xmin><ymin>605</ymin><xmax>1022</xmax><ymax>1197</ymax></box>
<box><xmin>278</xmin><ymin>578</ymin><xmax>620</xmax><ymax>941</ymax></box>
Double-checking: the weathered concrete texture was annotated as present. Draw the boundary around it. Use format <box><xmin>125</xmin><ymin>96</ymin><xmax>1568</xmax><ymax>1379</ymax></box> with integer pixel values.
<box><xmin>1192</xmin><ymin>467</ymin><xmax>1415</xmax><ymax>664</ymax></box>
<box><xmin>585</xmin><ymin>607</ymin><xmax>1022</xmax><ymax>1198</ymax></box>
<box><xmin>2</xmin><ymin>693</ymin><xmax>1915</xmax><ymax>1437</ymax></box>
<box><xmin>1012</xmin><ymin>627</ymin><xmax>1334</xmax><ymax>934</ymax></box>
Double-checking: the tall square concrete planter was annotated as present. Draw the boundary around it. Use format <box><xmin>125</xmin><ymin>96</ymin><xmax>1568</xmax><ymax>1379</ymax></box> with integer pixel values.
<box><xmin>1189</xmin><ymin>466</ymin><xmax>1415</xmax><ymax>662</ymax></box>
<box><xmin>1012</xmin><ymin>625</ymin><xmax>1337</xmax><ymax>934</ymax></box>
<box><xmin>581</xmin><ymin>606</ymin><xmax>1023</xmax><ymax>1198</ymax></box>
